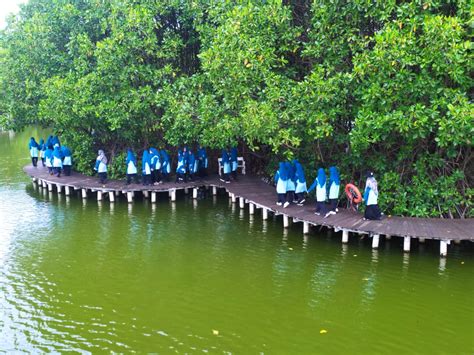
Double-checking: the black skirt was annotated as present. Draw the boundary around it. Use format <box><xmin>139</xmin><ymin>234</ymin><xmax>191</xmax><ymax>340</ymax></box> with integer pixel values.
<box><xmin>364</xmin><ymin>204</ymin><xmax>382</xmax><ymax>220</ymax></box>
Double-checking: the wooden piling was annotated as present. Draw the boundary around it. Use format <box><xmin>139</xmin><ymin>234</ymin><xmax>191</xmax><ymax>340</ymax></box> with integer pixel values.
<box><xmin>403</xmin><ymin>236</ymin><xmax>411</xmax><ymax>252</ymax></box>
<box><xmin>81</xmin><ymin>188</ymin><xmax>87</xmax><ymax>199</ymax></box>
<box><xmin>127</xmin><ymin>191</ymin><xmax>133</xmax><ymax>203</ymax></box>
<box><xmin>97</xmin><ymin>191</ymin><xmax>103</xmax><ymax>201</ymax></box>
<box><xmin>440</xmin><ymin>240</ymin><xmax>449</xmax><ymax>257</ymax></box>
<box><xmin>193</xmin><ymin>188</ymin><xmax>198</xmax><ymax>199</ymax></box>
<box><xmin>212</xmin><ymin>186</ymin><xmax>217</xmax><ymax>195</ymax></box>
<box><xmin>151</xmin><ymin>192</ymin><xmax>156</xmax><ymax>203</ymax></box>
<box><xmin>65</xmin><ymin>186</ymin><xmax>70</xmax><ymax>196</ymax></box>
<box><xmin>109</xmin><ymin>191</ymin><xmax>115</xmax><ymax>202</ymax></box>
<box><xmin>262</xmin><ymin>208</ymin><xmax>268</xmax><ymax>220</ymax></box>
<box><xmin>372</xmin><ymin>234</ymin><xmax>380</xmax><ymax>249</ymax></box>
<box><xmin>169</xmin><ymin>189</ymin><xmax>176</xmax><ymax>201</ymax></box>
<box><xmin>283</xmin><ymin>214</ymin><xmax>290</xmax><ymax>228</ymax></box>
<box><xmin>249</xmin><ymin>203</ymin><xmax>255</xmax><ymax>215</ymax></box>
<box><xmin>303</xmin><ymin>222</ymin><xmax>310</xmax><ymax>234</ymax></box>
<box><xmin>239</xmin><ymin>197</ymin><xmax>244</xmax><ymax>209</ymax></box>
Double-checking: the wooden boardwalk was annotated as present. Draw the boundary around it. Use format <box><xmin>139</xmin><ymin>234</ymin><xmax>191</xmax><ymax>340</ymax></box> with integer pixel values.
<box><xmin>24</xmin><ymin>165</ymin><xmax>474</xmax><ymax>257</ymax></box>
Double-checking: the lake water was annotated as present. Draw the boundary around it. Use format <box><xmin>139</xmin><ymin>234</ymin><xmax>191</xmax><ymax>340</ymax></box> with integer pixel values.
<box><xmin>0</xmin><ymin>128</ymin><xmax>473</xmax><ymax>353</ymax></box>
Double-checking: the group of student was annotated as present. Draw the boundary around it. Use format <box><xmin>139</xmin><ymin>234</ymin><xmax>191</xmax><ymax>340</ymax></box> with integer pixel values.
<box><xmin>274</xmin><ymin>162</ymin><xmax>382</xmax><ymax>220</ymax></box>
<box><xmin>220</xmin><ymin>147</ymin><xmax>239</xmax><ymax>183</ymax></box>
<box><xmin>28</xmin><ymin>136</ymin><xmax>73</xmax><ymax>177</ymax></box>
<box><xmin>93</xmin><ymin>145</ymin><xmax>209</xmax><ymax>186</ymax></box>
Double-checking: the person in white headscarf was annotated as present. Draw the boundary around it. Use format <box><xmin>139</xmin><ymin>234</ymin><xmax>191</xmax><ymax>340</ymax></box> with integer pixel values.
<box><xmin>363</xmin><ymin>171</ymin><xmax>382</xmax><ymax>220</ymax></box>
<box><xmin>94</xmin><ymin>150</ymin><xmax>108</xmax><ymax>185</ymax></box>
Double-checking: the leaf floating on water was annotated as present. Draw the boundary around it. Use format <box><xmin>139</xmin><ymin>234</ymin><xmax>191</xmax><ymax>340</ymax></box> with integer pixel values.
<box><xmin>461</xmin><ymin>261</ymin><xmax>465</xmax><ymax>265</ymax></box>
<box><xmin>353</xmin><ymin>254</ymin><xmax>357</xmax><ymax>257</ymax></box>
<box><xmin>320</xmin><ymin>329</ymin><xmax>327</xmax><ymax>334</ymax></box>
<box><xmin>288</xmin><ymin>247</ymin><xmax>293</xmax><ymax>251</ymax></box>
<box><xmin>212</xmin><ymin>329</ymin><xmax>219</xmax><ymax>336</ymax></box>
<box><xmin>363</xmin><ymin>278</ymin><xmax>369</xmax><ymax>281</ymax></box>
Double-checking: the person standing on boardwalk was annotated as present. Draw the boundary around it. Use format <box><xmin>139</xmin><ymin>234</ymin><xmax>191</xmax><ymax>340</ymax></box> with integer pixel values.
<box><xmin>220</xmin><ymin>149</ymin><xmax>231</xmax><ymax>183</ymax></box>
<box><xmin>293</xmin><ymin>160</ymin><xmax>307</xmax><ymax>205</ymax></box>
<box><xmin>274</xmin><ymin>162</ymin><xmax>289</xmax><ymax>207</ymax></box>
<box><xmin>187</xmin><ymin>149</ymin><xmax>196</xmax><ymax>181</ymax></box>
<box><xmin>307</xmin><ymin>168</ymin><xmax>328</xmax><ymax>216</ymax></box>
<box><xmin>197</xmin><ymin>145</ymin><xmax>208</xmax><ymax>178</ymax></box>
<box><xmin>142</xmin><ymin>149</ymin><xmax>152</xmax><ymax>186</ymax></box>
<box><xmin>52</xmin><ymin>145</ymin><xmax>63</xmax><ymax>177</ymax></box>
<box><xmin>176</xmin><ymin>149</ymin><xmax>187</xmax><ymax>183</ymax></box>
<box><xmin>126</xmin><ymin>149</ymin><xmax>138</xmax><ymax>185</ymax></box>
<box><xmin>363</xmin><ymin>171</ymin><xmax>382</xmax><ymax>220</ymax></box>
<box><xmin>44</xmin><ymin>145</ymin><xmax>53</xmax><ymax>175</ymax></box>
<box><xmin>38</xmin><ymin>138</ymin><xmax>46</xmax><ymax>167</ymax></box>
<box><xmin>149</xmin><ymin>147</ymin><xmax>161</xmax><ymax>185</ymax></box>
<box><xmin>94</xmin><ymin>150</ymin><xmax>108</xmax><ymax>185</ymax></box>
<box><xmin>230</xmin><ymin>147</ymin><xmax>238</xmax><ymax>180</ymax></box>
<box><xmin>160</xmin><ymin>149</ymin><xmax>171</xmax><ymax>182</ymax></box>
<box><xmin>286</xmin><ymin>161</ymin><xmax>296</xmax><ymax>204</ymax></box>
<box><xmin>327</xmin><ymin>166</ymin><xmax>340</xmax><ymax>216</ymax></box>
<box><xmin>61</xmin><ymin>146</ymin><xmax>73</xmax><ymax>176</ymax></box>
<box><xmin>28</xmin><ymin>137</ymin><xmax>39</xmax><ymax>167</ymax></box>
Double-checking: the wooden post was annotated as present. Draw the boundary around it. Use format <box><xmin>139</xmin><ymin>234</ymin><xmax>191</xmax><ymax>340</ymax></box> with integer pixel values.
<box><xmin>440</xmin><ymin>240</ymin><xmax>449</xmax><ymax>257</ymax></box>
<box><xmin>127</xmin><ymin>191</ymin><xmax>133</xmax><ymax>203</ymax></box>
<box><xmin>249</xmin><ymin>203</ymin><xmax>255</xmax><ymax>215</ymax></box>
<box><xmin>151</xmin><ymin>192</ymin><xmax>156</xmax><ymax>203</ymax></box>
<box><xmin>454</xmin><ymin>239</ymin><xmax>461</xmax><ymax>245</ymax></box>
<box><xmin>385</xmin><ymin>235</ymin><xmax>392</xmax><ymax>240</ymax></box>
<box><xmin>42</xmin><ymin>180</ymin><xmax>47</xmax><ymax>188</ymax></box>
<box><xmin>193</xmin><ymin>188</ymin><xmax>198</xmax><ymax>199</ymax></box>
<box><xmin>212</xmin><ymin>186</ymin><xmax>217</xmax><ymax>195</ymax></box>
<box><xmin>47</xmin><ymin>183</ymin><xmax>53</xmax><ymax>192</ymax></box>
<box><xmin>239</xmin><ymin>197</ymin><xmax>244</xmax><ymax>209</ymax></box>
<box><xmin>262</xmin><ymin>208</ymin><xmax>268</xmax><ymax>220</ymax></box>
<box><xmin>97</xmin><ymin>191</ymin><xmax>103</xmax><ymax>201</ymax></box>
<box><xmin>283</xmin><ymin>214</ymin><xmax>290</xmax><ymax>228</ymax></box>
<box><xmin>231</xmin><ymin>193</ymin><xmax>236</xmax><ymax>203</ymax></box>
<box><xmin>303</xmin><ymin>222</ymin><xmax>310</xmax><ymax>234</ymax></box>
<box><xmin>143</xmin><ymin>190</ymin><xmax>149</xmax><ymax>199</ymax></box>
<box><xmin>184</xmin><ymin>188</ymin><xmax>189</xmax><ymax>194</ymax></box>
<box><xmin>419</xmin><ymin>237</ymin><xmax>425</xmax><ymax>243</ymax></box>
<box><xmin>372</xmin><ymin>234</ymin><xmax>380</xmax><ymax>249</ymax></box>
<box><xmin>56</xmin><ymin>184</ymin><xmax>62</xmax><ymax>194</ymax></box>
<box><xmin>169</xmin><ymin>189</ymin><xmax>176</xmax><ymax>201</ymax></box>
<box><xmin>403</xmin><ymin>236</ymin><xmax>411</xmax><ymax>252</ymax></box>
<box><xmin>65</xmin><ymin>186</ymin><xmax>70</xmax><ymax>196</ymax></box>
<box><xmin>81</xmin><ymin>188</ymin><xmax>87</xmax><ymax>199</ymax></box>
<box><xmin>109</xmin><ymin>191</ymin><xmax>115</xmax><ymax>202</ymax></box>
<box><xmin>342</xmin><ymin>229</ymin><xmax>349</xmax><ymax>243</ymax></box>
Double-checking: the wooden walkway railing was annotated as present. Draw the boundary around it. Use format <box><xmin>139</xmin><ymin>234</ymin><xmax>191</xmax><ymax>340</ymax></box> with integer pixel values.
<box><xmin>23</xmin><ymin>165</ymin><xmax>474</xmax><ymax>257</ymax></box>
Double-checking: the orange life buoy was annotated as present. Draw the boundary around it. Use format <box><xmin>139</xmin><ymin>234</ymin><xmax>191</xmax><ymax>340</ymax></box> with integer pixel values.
<box><xmin>345</xmin><ymin>183</ymin><xmax>362</xmax><ymax>204</ymax></box>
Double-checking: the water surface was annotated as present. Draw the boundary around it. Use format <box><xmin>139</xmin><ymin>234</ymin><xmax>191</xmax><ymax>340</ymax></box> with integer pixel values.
<box><xmin>0</xmin><ymin>129</ymin><xmax>473</xmax><ymax>353</ymax></box>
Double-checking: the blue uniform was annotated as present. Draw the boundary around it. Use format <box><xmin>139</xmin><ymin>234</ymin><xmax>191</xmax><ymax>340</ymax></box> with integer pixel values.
<box><xmin>308</xmin><ymin>168</ymin><xmax>328</xmax><ymax>215</ymax></box>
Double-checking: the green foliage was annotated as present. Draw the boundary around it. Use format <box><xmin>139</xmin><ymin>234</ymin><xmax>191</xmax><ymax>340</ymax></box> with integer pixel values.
<box><xmin>0</xmin><ymin>0</ymin><xmax>471</xmax><ymax>218</ymax></box>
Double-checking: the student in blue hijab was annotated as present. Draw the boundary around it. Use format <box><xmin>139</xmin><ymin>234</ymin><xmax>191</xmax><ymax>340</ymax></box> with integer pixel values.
<box><xmin>52</xmin><ymin>146</ymin><xmax>63</xmax><ymax>177</ymax></box>
<box><xmin>176</xmin><ymin>149</ymin><xmax>187</xmax><ymax>183</ymax></box>
<box><xmin>149</xmin><ymin>147</ymin><xmax>161</xmax><ymax>184</ymax></box>
<box><xmin>197</xmin><ymin>145</ymin><xmax>208</xmax><ymax>178</ymax></box>
<box><xmin>307</xmin><ymin>167</ymin><xmax>328</xmax><ymax>216</ymax></box>
<box><xmin>44</xmin><ymin>145</ymin><xmax>53</xmax><ymax>174</ymax></box>
<box><xmin>38</xmin><ymin>138</ymin><xmax>45</xmax><ymax>166</ymax></box>
<box><xmin>94</xmin><ymin>150</ymin><xmax>108</xmax><ymax>185</ymax></box>
<box><xmin>274</xmin><ymin>162</ymin><xmax>289</xmax><ymax>207</ymax></box>
<box><xmin>126</xmin><ymin>149</ymin><xmax>138</xmax><ymax>185</ymax></box>
<box><xmin>160</xmin><ymin>149</ymin><xmax>170</xmax><ymax>182</ymax></box>
<box><xmin>187</xmin><ymin>149</ymin><xmax>196</xmax><ymax>181</ymax></box>
<box><xmin>220</xmin><ymin>149</ymin><xmax>231</xmax><ymax>183</ymax></box>
<box><xmin>294</xmin><ymin>160</ymin><xmax>307</xmax><ymax>205</ymax></box>
<box><xmin>327</xmin><ymin>166</ymin><xmax>340</xmax><ymax>215</ymax></box>
<box><xmin>52</xmin><ymin>135</ymin><xmax>60</xmax><ymax>148</ymax></box>
<box><xmin>61</xmin><ymin>146</ymin><xmax>72</xmax><ymax>176</ymax></box>
<box><xmin>28</xmin><ymin>137</ymin><xmax>39</xmax><ymax>167</ymax></box>
<box><xmin>142</xmin><ymin>149</ymin><xmax>152</xmax><ymax>186</ymax></box>
<box><xmin>285</xmin><ymin>161</ymin><xmax>296</xmax><ymax>204</ymax></box>
<box><xmin>230</xmin><ymin>147</ymin><xmax>238</xmax><ymax>180</ymax></box>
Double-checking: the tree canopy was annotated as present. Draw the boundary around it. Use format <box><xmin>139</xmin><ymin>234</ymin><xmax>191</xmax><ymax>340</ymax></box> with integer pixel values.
<box><xmin>0</xmin><ymin>0</ymin><xmax>472</xmax><ymax>218</ymax></box>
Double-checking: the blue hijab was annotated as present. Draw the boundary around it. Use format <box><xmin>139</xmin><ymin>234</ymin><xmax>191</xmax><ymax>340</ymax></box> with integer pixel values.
<box><xmin>53</xmin><ymin>146</ymin><xmax>63</xmax><ymax>159</ymax></box>
<box><xmin>329</xmin><ymin>166</ymin><xmax>340</xmax><ymax>185</ymax></box>
<box><xmin>160</xmin><ymin>149</ymin><xmax>170</xmax><ymax>162</ymax></box>
<box><xmin>29</xmin><ymin>137</ymin><xmax>38</xmax><ymax>149</ymax></box>
<box><xmin>231</xmin><ymin>147</ymin><xmax>238</xmax><ymax>161</ymax></box>
<box><xmin>285</xmin><ymin>161</ymin><xmax>295</xmax><ymax>181</ymax></box>
<box><xmin>222</xmin><ymin>149</ymin><xmax>229</xmax><ymax>162</ymax></box>
<box><xmin>187</xmin><ymin>150</ymin><xmax>195</xmax><ymax>167</ymax></box>
<box><xmin>61</xmin><ymin>146</ymin><xmax>72</xmax><ymax>157</ymax></box>
<box><xmin>278</xmin><ymin>162</ymin><xmax>289</xmax><ymax>180</ymax></box>
<box><xmin>317</xmin><ymin>168</ymin><xmax>326</xmax><ymax>188</ymax></box>
<box><xmin>197</xmin><ymin>146</ymin><xmax>207</xmax><ymax>159</ymax></box>
<box><xmin>46</xmin><ymin>135</ymin><xmax>53</xmax><ymax>148</ymax></box>
<box><xmin>142</xmin><ymin>150</ymin><xmax>150</xmax><ymax>171</ymax></box>
<box><xmin>126</xmin><ymin>149</ymin><xmax>136</xmax><ymax>165</ymax></box>
<box><xmin>294</xmin><ymin>160</ymin><xmax>306</xmax><ymax>183</ymax></box>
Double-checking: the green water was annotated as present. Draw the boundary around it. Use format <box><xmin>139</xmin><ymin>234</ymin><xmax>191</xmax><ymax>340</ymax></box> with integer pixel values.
<box><xmin>0</xmin><ymin>128</ymin><xmax>473</xmax><ymax>353</ymax></box>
